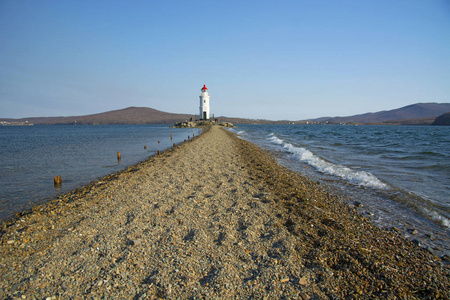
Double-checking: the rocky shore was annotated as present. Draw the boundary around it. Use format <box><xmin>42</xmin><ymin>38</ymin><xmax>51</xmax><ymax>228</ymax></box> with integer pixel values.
<box><xmin>1</xmin><ymin>126</ymin><xmax>448</xmax><ymax>299</ymax></box>
<box><xmin>171</xmin><ymin>120</ymin><xmax>233</xmax><ymax>128</ymax></box>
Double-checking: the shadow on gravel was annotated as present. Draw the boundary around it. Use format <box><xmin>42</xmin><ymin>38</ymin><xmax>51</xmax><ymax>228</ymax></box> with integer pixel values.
<box><xmin>200</xmin><ymin>266</ymin><xmax>218</xmax><ymax>286</ymax></box>
<box><xmin>215</xmin><ymin>231</ymin><xmax>226</xmax><ymax>245</ymax></box>
<box><xmin>183</xmin><ymin>229</ymin><xmax>195</xmax><ymax>242</ymax></box>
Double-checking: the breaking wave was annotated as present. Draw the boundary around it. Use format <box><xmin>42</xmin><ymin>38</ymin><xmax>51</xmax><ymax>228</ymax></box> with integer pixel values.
<box><xmin>268</xmin><ymin>134</ymin><xmax>388</xmax><ymax>190</ymax></box>
<box><xmin>423</xmin><ymin>208</ymin><xmax>450</xmax><ymax>230</ymax></box>
<box><xmin>227</xmin><ymin>128</ymin><xmax>245</xmax><ymax>135</ymax></box>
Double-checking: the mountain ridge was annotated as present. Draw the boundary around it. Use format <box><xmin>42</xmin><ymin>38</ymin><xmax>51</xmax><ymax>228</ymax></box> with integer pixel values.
<box><xmin>0</xmin><ymin>107</ymin><xmax>197</xmax><ymax>125</ymax></box>
<box><xmin>309</xmin><ymin>102</ymin><xmax>450</xmax><ymax>124</ymax></box>
<box><xmin>432</xmin><ymin>112</ymin><xmax>450</xmax><ymax>126</ymax></box>
<box><xmin>1</xmin><ymin>102</ymin><xmax>449</xmax><ymax>125</ymax></box>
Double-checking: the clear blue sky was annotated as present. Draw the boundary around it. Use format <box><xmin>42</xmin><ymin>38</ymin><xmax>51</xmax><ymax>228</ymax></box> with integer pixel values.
<box><xmin>1</xmin><ymin>0</ymin><xmax>449</xmax><ymax>120</ymax></box>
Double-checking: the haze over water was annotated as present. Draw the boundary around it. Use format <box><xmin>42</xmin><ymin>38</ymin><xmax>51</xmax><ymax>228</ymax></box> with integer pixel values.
<box><xmin>230</xmin><ymin>125</ymin><xmax>450</xmax><ymax>258</ymax></box>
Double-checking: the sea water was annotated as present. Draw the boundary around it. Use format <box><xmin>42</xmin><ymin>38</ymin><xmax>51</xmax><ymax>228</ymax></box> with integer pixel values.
<box><xmin>0</xmin><ymin>125</ymin><xmax>200</xmax><ymax>221</ymax></box>
<box><xmin>229</xmin><ymin>125</ymin><xmax>449</xmax><ymax>258</ymax></box>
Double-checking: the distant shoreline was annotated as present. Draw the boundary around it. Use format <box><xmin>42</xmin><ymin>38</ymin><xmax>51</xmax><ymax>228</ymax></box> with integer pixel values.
<box><xmin>0</xmin><ymin>119</ymin><xmax>442</xmax><ymax>126</ymax></box>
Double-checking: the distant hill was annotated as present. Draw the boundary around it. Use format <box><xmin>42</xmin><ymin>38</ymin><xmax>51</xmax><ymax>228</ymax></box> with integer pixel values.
<box><xmin>0</xmin><ymin>107</ymin><xmax>290</xmax><ymax>126</ymax></box>
<box><xmin>310</xmin><ymin>103</ymin><xmax>450</xmax><ymax>124</ymax></box>
<box><xmin>432</xmin><ymin>112</ymin><xmax>450</xmax><ymax>126</ymax></box>
<box><xmin>2</xmin><ymin>103</ymin><xmax>449</xmax><ymax>126</ymax></box>
<box><xmin>0</xmin><ymin>107</ymin><xmax>197</xmax><ymax>125</ymax></box>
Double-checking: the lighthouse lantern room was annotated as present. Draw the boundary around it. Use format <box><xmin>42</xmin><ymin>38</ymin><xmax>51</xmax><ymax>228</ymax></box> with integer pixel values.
<box><xmin>199</xmin><ymin>84</ymin><xmax>210</xmax><ymax>120</ymax></box>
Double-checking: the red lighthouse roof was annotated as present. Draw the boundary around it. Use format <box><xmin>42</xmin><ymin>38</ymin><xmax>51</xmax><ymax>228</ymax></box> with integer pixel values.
<box><xmin>202</xmin><ymin>84</ymin><xmax>208</xmax><ymax>90</ymax></box>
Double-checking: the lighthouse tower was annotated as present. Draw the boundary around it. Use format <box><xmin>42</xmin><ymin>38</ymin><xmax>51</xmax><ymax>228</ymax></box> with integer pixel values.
<box><xmin>199</xmin><ymin>84</ymin><xmax>210</xmax><ymax>120</ymax></box>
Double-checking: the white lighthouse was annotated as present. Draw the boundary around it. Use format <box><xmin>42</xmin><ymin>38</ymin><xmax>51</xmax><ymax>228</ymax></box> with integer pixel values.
<box><xmin>199</xmin><ymin>84</ymin><xmax>210</xmax><ymax>120</ymax></box>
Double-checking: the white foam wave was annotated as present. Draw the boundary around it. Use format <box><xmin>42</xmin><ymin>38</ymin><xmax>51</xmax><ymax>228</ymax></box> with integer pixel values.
<box><xmin>269</xmin><ymin>133</ymin><xmax>284</xmax><ymax>145</ymax></box>
<box><xmin>268</xmin><ymin>134</ymin><xmax>388</xmax><ymax>189</ymax></box>
<box><xmin>423</xmin><ymin>208</ymin><xmax>450</xmax><ymax>230</ymax></box>
<box><xmin>227</xmin><ymin>128</ymin><xmax>245</xmax><ymax>135</ymax></box>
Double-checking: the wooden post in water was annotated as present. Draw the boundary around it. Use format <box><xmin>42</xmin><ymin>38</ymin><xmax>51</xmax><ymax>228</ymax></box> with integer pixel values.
<box><xmin>157</xmin><ymin>150</ymin><xmax>160</xmax><ymax>155</ymax></box>
<box><xmin>54</xmin><ymin>175</ymin><xmax>62</xmax><ymax>186</ymax></box>
<box><xmin>117</xmin><ymin>151</ymin><xmax>121</xmax><ymax>163</ymax></box>
<box><xmin>144</xmin><ymin>145</ymin><xmax>147</xmax><ymax>149</ymax></box>
<box><xmin>170</xmin><ymin>133</ymin><xmax>173</xmax><ymax>141</ymax></box>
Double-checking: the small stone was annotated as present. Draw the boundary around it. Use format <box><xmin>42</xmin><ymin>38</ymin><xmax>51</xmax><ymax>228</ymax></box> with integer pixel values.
<box><xmin>407</xmin><ymin>228</ymin><xmax>418</xmax><ymax>235</ymax></box>
<box><xmin>299</xmin><ymin>276</ymin><xmax>308</xmax><ymax>285</ymax></box>
<box><xmin>425</xmin><ymin>233</ymin><xmax>435</xmax><ymax>240</ymax></box>
<box><xmin>280</xmin><ymin>278</ymin><xmax>289</xmax><ymax>283</ymax></box>
<box><xmin>6</xmin><ymin>240</ymin><xmax>14</xmax><ymax>244</ymax></box>
<box><xmin>412</xmin><ymin>239</ymin><xmax>421</xmax><ymax>247</ymax></box>
<box><xmin>300</xmin><ymin>293</ymin><xmax>311</xmax><ymax>300</ymax></box>
<box><xmin>441</xmin><ymin>255</ymin><xmax>450</xmax><ymax>262</ymax></box>
<box><xmin>354</xmin><ymin>201</ymin><xmax>363</xmax><ymax>207</ymax></box>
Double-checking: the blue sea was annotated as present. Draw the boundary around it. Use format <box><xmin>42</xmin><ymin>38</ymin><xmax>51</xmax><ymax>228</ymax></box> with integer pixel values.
<box><xmin>229</xmin><ymin>125</ymin><xmax>449</xmax><ymax>258</ymax></box>
<box><xmin>0</xmin><ymin>125</ymin><xmax>200</xmax><ymax>221</ymax></box>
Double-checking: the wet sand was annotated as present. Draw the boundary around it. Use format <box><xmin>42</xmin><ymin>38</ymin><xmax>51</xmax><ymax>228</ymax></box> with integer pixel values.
<box><xmin>1</xmin><ymin>126</ymin><xmax>448</xmax><ymax>299</ymax></box>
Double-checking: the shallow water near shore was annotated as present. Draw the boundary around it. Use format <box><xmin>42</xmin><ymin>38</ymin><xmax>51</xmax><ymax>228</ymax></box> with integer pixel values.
<box><xmin>231</xmin><ymin>124</ymin><xmax>450</xmax><ymax>257</ymax></box>
<box><xmin>0</xmin><ymin>124</ymin><xmax>200</xmax><ymax>221</ymax></box>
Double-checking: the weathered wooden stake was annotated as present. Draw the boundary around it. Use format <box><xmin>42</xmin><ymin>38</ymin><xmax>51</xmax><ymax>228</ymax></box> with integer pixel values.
<box><xmin>173</xmin><ymin>143</ymin><xmax>176</xmax><ymax>147</ymax></box>
<box><xmin>170</xmin><ymin>133</ymin><xmax>173</xmax><ymax>140</ymax></box>
<box><xmin>117</xmin><ymin>151</ymin><xmax>121</xmax><ymax>159</ymax></box>
<box><xmin>157</xmin><ymin>150</ymin><xmax>160</xmax><ymax>155</ymax></box>
<box><xmin>144</xmin><ymin>145</ymin><xmax>147</xmax><ymax>149</ymax></box>
<box><xmin>54</xmin><ymin>175</ymin><xmax>62</xmax><ymax>185</ymax></box>
<box><xmin>158</xmin><ymin>140</ymin><xmax>160</xmax><ymax>144</ymax></box>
